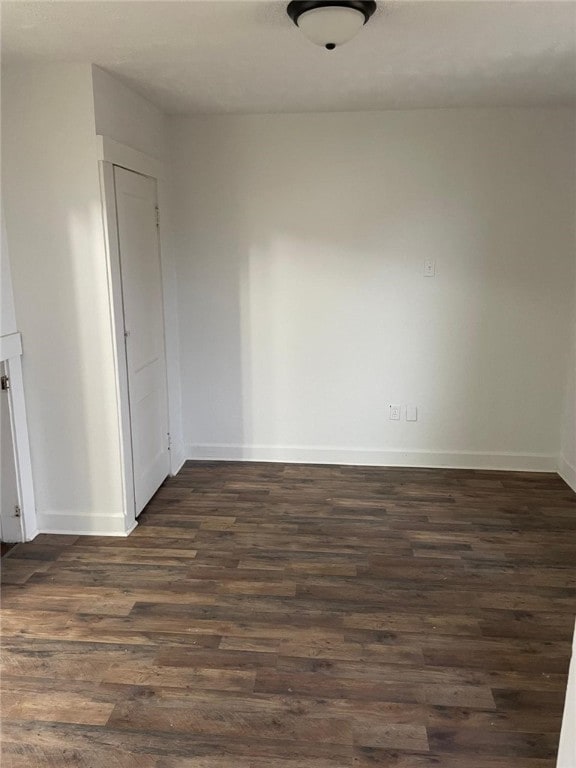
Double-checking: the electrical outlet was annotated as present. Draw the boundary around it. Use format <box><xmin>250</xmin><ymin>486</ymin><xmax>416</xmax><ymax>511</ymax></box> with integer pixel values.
<box><xmin>406</xmin><ymin>405</ymin><xmax>418</xmax><ymax>422</ymax></box>
<box><xmin>424</xmin><ymin>259</ymin><xmax>436</xmax><ymax>277</ymax></box>
<box><xmin>389</xmin><ymin>404</ymin><xmax>401</xmax><ymax>421</ymax></box>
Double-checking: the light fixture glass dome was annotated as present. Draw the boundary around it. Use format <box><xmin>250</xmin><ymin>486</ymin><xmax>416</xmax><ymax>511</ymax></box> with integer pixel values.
<box><xmin>287</xmin><ymin>1</ymin><xmax>377</xmax><ymax>50</ymax></box>
<box><xmin>297</xmin><ymin>6</ymin><xmax>366</xmax><ymax>49</ymax></box>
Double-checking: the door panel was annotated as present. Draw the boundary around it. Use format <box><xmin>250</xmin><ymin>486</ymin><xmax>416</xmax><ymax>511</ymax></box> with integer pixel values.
<box><xmin>114</xmin><ymin>166</ymin><xmax>170</xmax><ymax>514</ymax></box>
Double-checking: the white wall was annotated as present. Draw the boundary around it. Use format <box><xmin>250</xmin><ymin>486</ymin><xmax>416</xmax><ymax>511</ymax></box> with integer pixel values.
<box><xmin>2</xmin><ymin>63</ymin><xmax>126</xmax><ymax>533</ymax></box>
<box><xmin>171</xmin><ymin>108</ymin><xmax>576</xmax><ymax>469</ymax></box>
<box><xmin>92</xmin><ymin>65</ymin><xmax>168</xmax><ymax>161</ymax></box>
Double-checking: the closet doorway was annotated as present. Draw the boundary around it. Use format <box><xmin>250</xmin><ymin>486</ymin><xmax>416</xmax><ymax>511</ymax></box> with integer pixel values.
<box><xmin>112</xmin><ymin>165</ymin><xmax>170</xmax><ymax>515</ymax></box>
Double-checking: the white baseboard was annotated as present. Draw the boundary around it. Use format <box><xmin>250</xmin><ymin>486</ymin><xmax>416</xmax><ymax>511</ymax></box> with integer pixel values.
<box><xmin>36</xmin><ymin>511</ymin><xmax>136</xmax><ymax>537</ymax></box>
<box><xmin>186</xmin><ymin>444</ymin><xmax>557</xmax><ymax>472</ymax></box>
<box><xmin>557</xmin><ymin>620</ymin><xmax>576</xmax><ymax>768</ymax></box>
<box><xmin>170</xmin><ymin>442</ymin><xmax>187</xmax><ymax>476</ymax></box>
<box><xmin>24</xmin><ymin>527</ymin><xmax>39</xmax><ymax>542</ymax></box>
<box><xmin>558</xmin><ymin>455</ymin><xmax>576</xmax><ymax>492</ymax></box>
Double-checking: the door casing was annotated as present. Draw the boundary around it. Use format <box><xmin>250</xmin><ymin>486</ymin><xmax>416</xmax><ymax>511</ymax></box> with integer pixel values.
<box><xmin>98</xmin><ymin>136</ymin><xmax>183</xmax><ymax>529</ymax></box>
<box><xmin>0</xmin><ymin>333</ymin><xmax>36</xmax><ymax>542</ymax></box>
<box><xmin>1</xmin><ymin>360</ymin><xmax>23</xmax><ymax>542</ymax></box>
<box><xmin>114</xmin><ymin>165</ymin><xmax>170</xmax><ymax>514</ymax></box>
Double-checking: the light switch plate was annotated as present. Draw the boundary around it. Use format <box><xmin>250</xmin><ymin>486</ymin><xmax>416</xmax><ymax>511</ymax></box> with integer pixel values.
<box><xmin>406</xmin><ymin>405</ymin><xmax>418</xmax><ymax>422</ymax></box>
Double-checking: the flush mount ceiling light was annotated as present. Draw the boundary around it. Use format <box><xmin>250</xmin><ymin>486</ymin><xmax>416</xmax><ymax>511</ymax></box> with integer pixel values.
<box><xmin>287</xmin><ymin>1</ymin><xmax>377</xmax><ymax>50</ymax></box>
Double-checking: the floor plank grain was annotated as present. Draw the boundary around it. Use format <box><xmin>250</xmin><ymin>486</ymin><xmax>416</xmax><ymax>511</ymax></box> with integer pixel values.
<box><xmin>1</xmin><ymin>461</ymin><xmax>575</xmax><ymax>767</ymax></box>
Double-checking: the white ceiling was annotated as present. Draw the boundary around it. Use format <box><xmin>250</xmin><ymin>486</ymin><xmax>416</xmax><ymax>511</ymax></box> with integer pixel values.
<box><xmin>2</xmin><ymin>1</ymin><xmax>575</xmax><ymax>115</ymax></box>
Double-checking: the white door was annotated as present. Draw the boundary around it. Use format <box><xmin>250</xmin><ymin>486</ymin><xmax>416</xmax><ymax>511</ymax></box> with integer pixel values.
<box><xmin>1</xmin><ymin>362</ymin><xmax>22</xmax><ymax>541</ymax></box>
<box><xmin>114</xmin><ymin>166</ymin><xmax>170</xmax><ymax>515</ymax></box>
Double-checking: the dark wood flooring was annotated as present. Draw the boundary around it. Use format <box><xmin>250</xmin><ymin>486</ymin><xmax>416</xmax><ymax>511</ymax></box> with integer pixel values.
<box><xmin>2</xmin><ymin>461</ymin><xmax>576</xmax><ymax>767</ymax></box>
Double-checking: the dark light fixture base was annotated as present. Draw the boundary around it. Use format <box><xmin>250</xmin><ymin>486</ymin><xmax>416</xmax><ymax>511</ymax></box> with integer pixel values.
<box><xmin>287</xmin><ymin>1</ymin><xmax>377</xmax><ymax>27</ymax></box>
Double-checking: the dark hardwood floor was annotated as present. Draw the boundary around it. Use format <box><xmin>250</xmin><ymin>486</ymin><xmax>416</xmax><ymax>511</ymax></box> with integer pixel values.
<box><xmin>2</xmin><ymin>461</ymin><xmax>575</xmax><ymax>767</ymax></box>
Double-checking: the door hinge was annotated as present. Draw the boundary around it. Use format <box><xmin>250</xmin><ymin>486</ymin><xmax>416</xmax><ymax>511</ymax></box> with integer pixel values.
<box><xmin>167</xmin><ymin>432</ymin><xmax>172</xmax><ymax>451</ymax></box>
<box><xmin>14</xmin><ymin>505</ymin><xmax>21</xmax><ymax>518</ymax></box>
<box><xmin>1</xmin><ymin>374</ymin><xmax>10</xmax><ymax>391</ymax></box>
<box><xmin>155</xmin><ymin>206</ymin><xmax>160</xmax><ymax>228</ymax></box>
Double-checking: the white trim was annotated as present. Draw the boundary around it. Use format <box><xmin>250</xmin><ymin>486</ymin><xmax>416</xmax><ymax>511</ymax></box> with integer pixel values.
<box><xmin>0</xmin><ymin>358</ymin><xmax>24</xmax><ymax>542</ymax></box>
<box><xmin>98</xmin><ymin>160</ymin><xmax>137</xmax><ymax>530</ymax></box>
<box><xmin>37</xmin><ymin>511</ymin><xmax>137</xmax><ymax>537</ymax></box>
<box><xmin>558</xmin><ymin>455</ymin><xmax>576</xmax><ymax>493</ymax></box>
<box><xmin>156</xmin><ymin>176</ymin><xmax>185</xmax><ymax>476</ymax></box>
<box><xmin>171</xmin><ymin>442</ymin><xmax>187</xmax><ymax>476</ymax></box>
<box><xmin>557</xmin><ymin>620</ymin><xmax>576</xmax><ymax>768</ymax></box>
<box><xmin>4</xmin><ymin>356</ymin><xmax>36</xmax><ymax>540</ymax></box>
<box><xmin>96</xmin><ymin>135</ymin><xmax>164</xmax><ymax>181</ymax></box>
<box><xmin>186</xmin><ymin>444</ymin><xmax>558</xmax><ymax>472</ymax></box>
<box><xmin>0</xmin><ymin>348</ymin><xmax>37</xmax><ymax>541</ymax></box>
<box><xmin>0</xmin><ymin>332</ymin><xmax>22</xmax><ymax>361</ymax></box>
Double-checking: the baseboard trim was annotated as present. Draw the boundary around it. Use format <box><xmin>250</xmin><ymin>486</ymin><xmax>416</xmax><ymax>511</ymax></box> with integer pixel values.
<box><xmin>24</xmin><ymin>527</ymin><xmax>39</xmax><ymax>542</ymax></box>
<box><xmin>186</xmin><ymin>444</ymin><xmax>557</xmax><ymax>473</ymax></box>
<box><xmin>557</xmin><ymin>620</ymin><xmax>576</xmax><ymax>768</ymax></box>
<box><xmin>36</xmin><ymin>511</ymin><xmax>136</xmax><ymax>537</ymax></box>
<box><xmin>170</xmin><ymin>443</ymin><xmax>187</xmax><ymax>476</ymax></box>
<box><xmin>558</xmin><ymin>456</ymin><xmax>576</xmax><ymax>493</ymax></box>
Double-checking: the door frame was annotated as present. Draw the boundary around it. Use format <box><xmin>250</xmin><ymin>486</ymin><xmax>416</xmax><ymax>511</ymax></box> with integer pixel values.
<box><xmin>0</xmin><ymin>334</ymin><xmax>37</xmax><ymax>541</ymax></box>
<box><xmin>98</xmin><ymin>136</ymin><xmax>184</xmax><ymax>525</ymax></box>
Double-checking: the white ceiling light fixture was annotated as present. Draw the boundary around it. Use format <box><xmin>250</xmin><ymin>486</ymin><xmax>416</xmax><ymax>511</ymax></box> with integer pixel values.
<box><xmin>287</xmin><ymin>1</ymin><xmax>377</xmax><ymax>50</ymax></box>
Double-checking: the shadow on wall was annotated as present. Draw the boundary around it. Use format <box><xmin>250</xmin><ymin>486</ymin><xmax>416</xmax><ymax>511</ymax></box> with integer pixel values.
<box><xmin>176</xmin><ymin>112</ymin><xmax>573</xmax><ymax>464</ymax></box>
